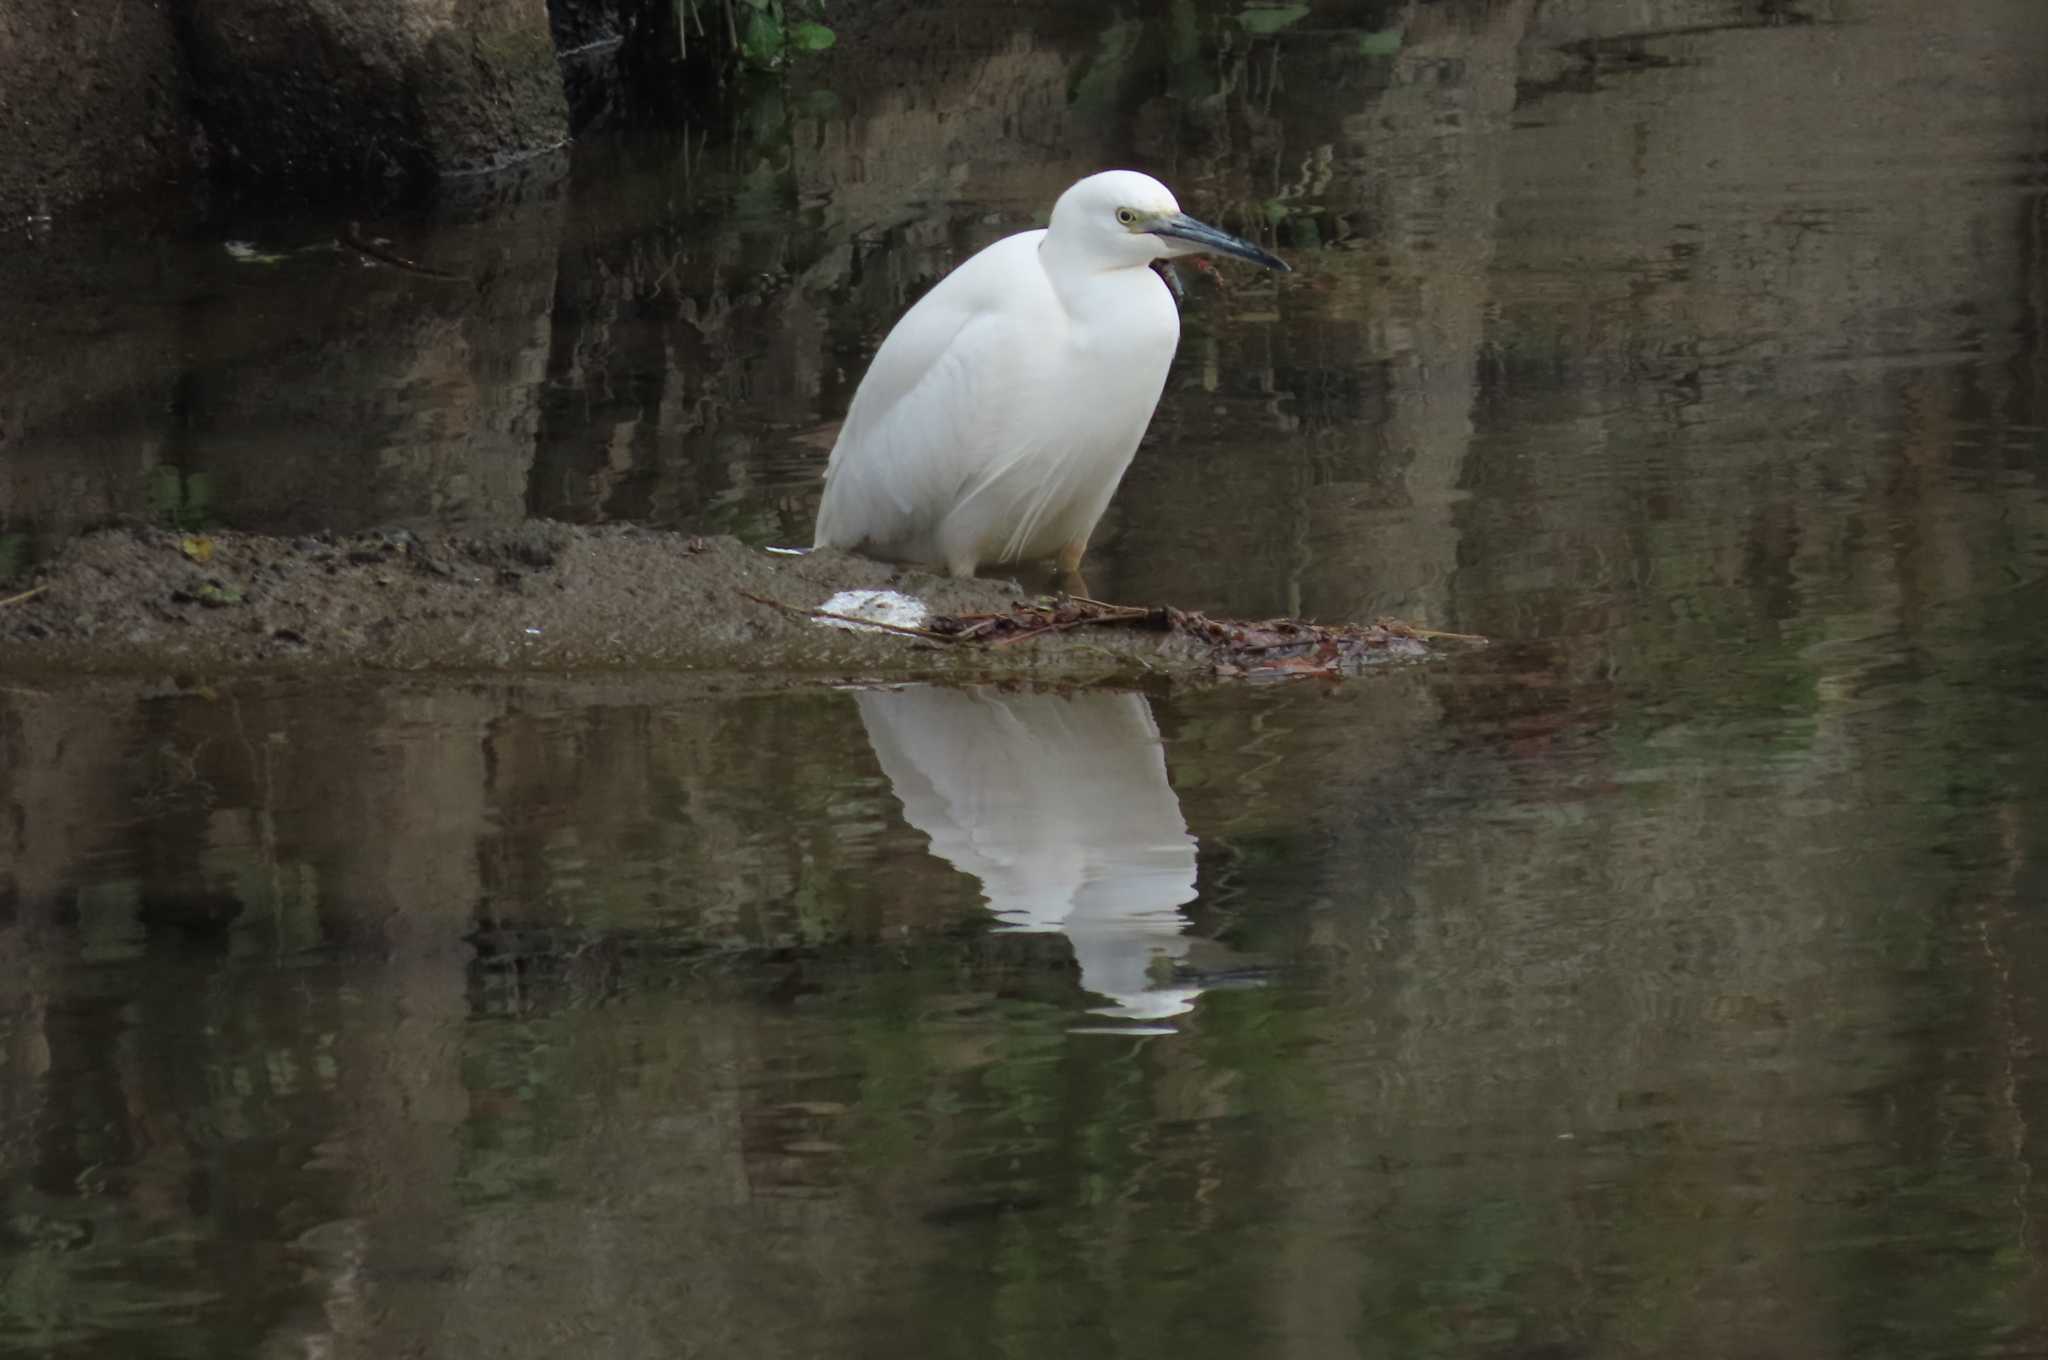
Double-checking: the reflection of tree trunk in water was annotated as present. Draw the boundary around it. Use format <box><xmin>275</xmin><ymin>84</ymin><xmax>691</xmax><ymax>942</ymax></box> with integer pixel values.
<box><xmin>180</xmin><ymin>189</ymin><xmax>563</xmax><ymax>537</ymax></box>
<box><xmin>268</xmin><ymin>694</ymin><xmax>491</xmax><ymax>1358</ymax></box>
<box><xmin>2028</xmin><ymin>185</ymin><xmax>2048</xmax><ymax>439</ymax></box>
<box><xmin>1977</xmin><ymin>803</ymin><xmax>2042</xmax><ymax>1322</ymax></box>
<box><xmin>1256</xmin><ymin>6</ymin><xmax>1536</xmax><ymax>1343</ymax></box>
<box><xmin>0</xmin><ymin>689</ymin><xmax>144</xmax><ymax>922</ymax></box>
<box><xmin>1300</xmin><ymin>0</ymin><xmax>1536</xmax><ymax>630</ymax></box>
<box><xmin>1909</xmin><ymin>176</ymin><xmax>2048</xmax><ymax>1318</ymax></box>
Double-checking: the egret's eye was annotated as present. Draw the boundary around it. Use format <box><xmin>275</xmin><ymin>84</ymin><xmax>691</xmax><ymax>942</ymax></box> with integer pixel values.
<box><xmin>1116</xmin><ymin>208</ymin><xmax>1137</xmax><ymax>226</ymax></box>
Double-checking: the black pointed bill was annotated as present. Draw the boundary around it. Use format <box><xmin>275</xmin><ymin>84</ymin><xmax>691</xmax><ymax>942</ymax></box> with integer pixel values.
<box><xmin>1148</xmin><ymin>212</ymin><xmax>1290</xmax><ymax>272</ymax></box>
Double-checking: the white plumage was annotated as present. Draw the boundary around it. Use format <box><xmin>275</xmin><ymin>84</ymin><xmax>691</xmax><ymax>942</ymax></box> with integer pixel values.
<box><xmin>813</xmin><ymin>170</ymin><xmax>1288</xmax><ymax>581</ymax></box>
<box><xmin>855</xmin><ymin>685</ymin><xmax>1204</xmax><ymax>1022</ymax></box>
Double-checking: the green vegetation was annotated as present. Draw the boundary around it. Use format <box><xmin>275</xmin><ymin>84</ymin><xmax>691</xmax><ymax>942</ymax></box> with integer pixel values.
<box><xmin>704</xmin><ymin>0</ymin><xmax>836</xmax><ymax>70</ymax></box>
<box><xmin>143</xmin><ymin>465</ymin><xmax>216</xmax><ymax>531</ymax></box>
<box><xmin>1235</xmin><ymin>4</ymin><xmax>1309</xmax><ymax>35</ymax></box>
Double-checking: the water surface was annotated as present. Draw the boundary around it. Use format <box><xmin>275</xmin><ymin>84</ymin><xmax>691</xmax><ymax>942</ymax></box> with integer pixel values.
<box><xmin>4</xmin><ymin>1</ymin><xmax>2048</xmax><ymax>1356</ymax></box>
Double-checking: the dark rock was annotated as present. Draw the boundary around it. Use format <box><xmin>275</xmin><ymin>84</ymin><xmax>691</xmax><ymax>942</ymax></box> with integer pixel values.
<box><xmin>179</xmin><ymin>0</ymin><xmax>569</xmax><ymax>189</ymax></box>
<box><xmin>0</xmin><ymin>4</ymin><xmax>196</xmax><ymax>220</ymax></box>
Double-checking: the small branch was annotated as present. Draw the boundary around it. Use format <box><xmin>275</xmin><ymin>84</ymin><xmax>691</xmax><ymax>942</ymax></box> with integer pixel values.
<box><xmin>988</xmin><ymin>622</ymin><xmax>1066</xmax><ymax>647</ymax></box>
<box><xmin>1231</xmin><ymin>639</ymin><xmax>1323</xmax><ymax>654</ymax></box>
<box><xmin>340</xmin><ymin>223</ymin><xmax>467</xmax><ymax>280</ymax></box>
<box><xmin>1375</xmin><ymin>618</ymin><xmax>1488</xmax><ymax>644</ymax></box>
<box><xmin>0</xmin><ymin>584</ymin><xmax>48</xmax><ymax>609</ymax></box>
<box><xmin>987</xmin><ymin>607</ymin><xmax>1151</xmax><ymax>647</ymax></box>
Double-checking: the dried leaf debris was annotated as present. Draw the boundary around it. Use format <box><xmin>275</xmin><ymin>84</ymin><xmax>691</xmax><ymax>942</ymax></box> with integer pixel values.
<box><xmin>755</xmin><ymin>589</ymin><xmax>1483</xmax><ymax>678</ymax></box>
<box><xmin>935</xmin><ymin>596</ymin><xmax>1470</xmax><ymax>677</ymax></box>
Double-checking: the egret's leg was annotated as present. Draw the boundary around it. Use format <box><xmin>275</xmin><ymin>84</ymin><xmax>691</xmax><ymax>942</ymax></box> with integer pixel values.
<box><xmin>1054</xmin><ymin>539</ymin><xmax>1091</xmax><ymax>599</ymax></box>
<box><xmin>946</xmin><ymin>553</ymin><xmax>979</xmax><ymax>579</ymax></box>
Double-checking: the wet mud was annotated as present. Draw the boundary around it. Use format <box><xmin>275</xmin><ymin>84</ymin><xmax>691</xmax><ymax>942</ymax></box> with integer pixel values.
<box><xmin>0</xmin><ymin>524</ymin><xmax>1229</xmax><ymax>680</ymax></box>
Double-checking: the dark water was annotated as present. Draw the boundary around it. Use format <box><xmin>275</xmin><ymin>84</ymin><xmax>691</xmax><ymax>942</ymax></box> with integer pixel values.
<box><xmin>6</xmin><ymin>1</ymin><xmax>2048</xmax><ymax>1356</ymax></box>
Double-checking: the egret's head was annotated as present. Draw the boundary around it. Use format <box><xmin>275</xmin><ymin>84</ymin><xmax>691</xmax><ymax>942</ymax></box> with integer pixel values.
<box><xmin>1048</xmin><ymin>170</ymin><xmax>1290</xmax><ymax>274</ymax></box>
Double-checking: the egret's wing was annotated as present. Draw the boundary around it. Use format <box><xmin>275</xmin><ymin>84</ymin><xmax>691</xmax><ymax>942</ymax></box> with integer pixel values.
<box><xmin>813</xmin><ymin>313</ymin><xmax>1008</xmax><ymax>553</ymax></box>
<box><xmin>814</xmin><ymin>234</ymin><xmax>1047</xmax><ymax>558</ymax></box>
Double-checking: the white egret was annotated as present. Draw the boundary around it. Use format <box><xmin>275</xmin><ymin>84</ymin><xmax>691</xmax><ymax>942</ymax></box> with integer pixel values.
<box><xmin>812</xmin><ymin>170</ymin><xmax>1288</xmax><ymax>585</ymax></box>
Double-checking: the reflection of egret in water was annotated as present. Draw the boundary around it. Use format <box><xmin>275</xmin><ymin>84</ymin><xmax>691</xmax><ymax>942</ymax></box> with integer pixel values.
<box><xmin>855</xmin><ymin>686</ymin><xmax>1204</xmax><ymax>1026</ymax></box>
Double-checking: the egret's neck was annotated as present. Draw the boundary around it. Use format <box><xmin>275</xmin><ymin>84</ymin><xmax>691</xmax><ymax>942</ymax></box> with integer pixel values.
<box><xmin>1037</xmin><ymin>237</ymin><xmax>1170</xmax><ymax>330</ymax></box>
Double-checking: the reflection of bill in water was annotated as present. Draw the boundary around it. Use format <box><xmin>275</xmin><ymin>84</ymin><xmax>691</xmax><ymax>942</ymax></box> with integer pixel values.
<box><xmin>855</xmin><ymin>686</ymin><xmax>1204</xmax><ymax>1027</ymax></box>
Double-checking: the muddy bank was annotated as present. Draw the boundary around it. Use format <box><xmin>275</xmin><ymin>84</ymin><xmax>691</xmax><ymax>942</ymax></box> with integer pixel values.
<box><xmin>0</xmin><ymin>525</ymin><xmax>1228</xmax><ymax>679</ymax></box>
<box><xmin>0</xmin><ymin>525</ymin><xmax>1455</xmax><ymax>679</ymax></box>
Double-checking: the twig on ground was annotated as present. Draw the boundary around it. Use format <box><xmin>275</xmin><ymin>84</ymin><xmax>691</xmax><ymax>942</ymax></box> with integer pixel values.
<box><xmin>1374</xmin><ymin>618</ymin><xmax>1489</xmax><ymax>644</ymax></box>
